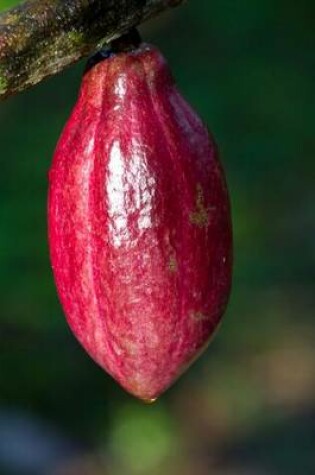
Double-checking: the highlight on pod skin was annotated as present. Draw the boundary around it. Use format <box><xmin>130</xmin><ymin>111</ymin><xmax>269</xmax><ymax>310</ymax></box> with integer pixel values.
<box><xmin>48</xmin><ymin>30</ymin><xmax>233</xmax><ymax>402</ymax></box>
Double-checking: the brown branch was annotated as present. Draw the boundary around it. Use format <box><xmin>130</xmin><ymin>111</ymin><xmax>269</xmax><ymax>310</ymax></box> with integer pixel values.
<box><xmin>0</xmin><ymin>0</ymin><xmax>183</xmax><ymax>100</ymax></box>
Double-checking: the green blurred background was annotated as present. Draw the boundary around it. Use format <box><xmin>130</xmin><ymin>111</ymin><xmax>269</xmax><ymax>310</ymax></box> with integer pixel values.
<box><xmin>0</xmin><ymin>1</ymin><xmax>314</xmax><ymax>474</ymax></box>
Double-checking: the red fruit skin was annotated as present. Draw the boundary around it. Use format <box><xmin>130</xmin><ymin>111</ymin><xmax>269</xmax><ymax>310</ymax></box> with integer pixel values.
<box><xmin>48</xmin><ymin>44</ymin><xmax>232</xmax><ymax>401</ymax></box>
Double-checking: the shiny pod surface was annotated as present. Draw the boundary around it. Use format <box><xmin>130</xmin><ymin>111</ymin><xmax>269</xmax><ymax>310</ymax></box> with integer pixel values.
<box><xmin>48</xmin><ymin>43</ymin><xmax>232</xmax><ymax>401</ymax></box>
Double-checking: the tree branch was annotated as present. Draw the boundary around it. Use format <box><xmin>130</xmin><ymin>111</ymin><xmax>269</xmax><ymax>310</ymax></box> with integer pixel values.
<box><xmin>0</xmin><ymin>0</ymin><xmax>183</xmax><ymax>100</ymax></box>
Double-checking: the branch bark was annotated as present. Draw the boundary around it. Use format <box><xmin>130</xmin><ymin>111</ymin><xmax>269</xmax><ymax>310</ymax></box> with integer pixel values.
<box><xmin>0</xmin><ymin>0</ymin><xmax>183</xmax><ymax>100</ymax></box>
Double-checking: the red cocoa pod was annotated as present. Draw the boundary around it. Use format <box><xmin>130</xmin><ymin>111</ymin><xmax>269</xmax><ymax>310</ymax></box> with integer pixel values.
<box><xmin>48</xmin><ymin>38</ymin><xmax>232</xmax><ymax>401</ymax></box>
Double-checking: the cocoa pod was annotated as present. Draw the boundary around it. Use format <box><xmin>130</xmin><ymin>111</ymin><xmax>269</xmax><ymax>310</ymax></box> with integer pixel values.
<box><xmin>48</xmin><ymin>36</ymin><xmax>232</xmax><ymax>401</ymax></box>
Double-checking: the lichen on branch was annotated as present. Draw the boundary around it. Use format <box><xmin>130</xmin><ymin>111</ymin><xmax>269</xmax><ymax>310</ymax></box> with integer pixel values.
<box><xmin>0</xmin><ymin>0</ymin><xmax>183</xmax><ymax>100</ymax></box>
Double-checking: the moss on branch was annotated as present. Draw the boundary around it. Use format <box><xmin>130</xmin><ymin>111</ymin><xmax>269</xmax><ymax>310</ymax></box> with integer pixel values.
<box><xmin>0</xmin><ymin>0</ymin><xmax>183</xmax><ymax>100</ymax></box>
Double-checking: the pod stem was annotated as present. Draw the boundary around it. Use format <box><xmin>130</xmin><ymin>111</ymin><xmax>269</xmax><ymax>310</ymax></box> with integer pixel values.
<box><xmin>110</xmin><ymin>29</ymin><xmax>143</xmax><ymax>53</ymax></box>
<box><xmin>85</xmin><ymin>29</ymin><xmax>142</xmax><ymax>73</ymax></box>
